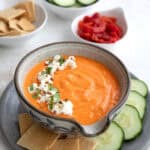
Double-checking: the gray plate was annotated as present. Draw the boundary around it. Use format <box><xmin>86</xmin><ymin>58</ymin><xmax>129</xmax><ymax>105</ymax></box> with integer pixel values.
<box><xmin>0</xmin><ymin>80</ymin><xmax>150</xmax><ymax>150</ymax></box>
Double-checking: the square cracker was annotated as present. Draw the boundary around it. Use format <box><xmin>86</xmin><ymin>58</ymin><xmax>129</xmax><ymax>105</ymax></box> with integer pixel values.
<box><xmin>50</xmin><ymin>138</ymin><xmax>79</xmax><ymax>150</ymax></box>
<box><xmin>0</xmin><ymin>30</ymin><xmax>21</xmax><ymax>36</ymax></box>
<box><xmin>0</xmin><ymin>8</ymin><xmax>25</xmax><ymax>21</ymax></box>
<box><xmin>0</xmin><ymin>20</ymin><xmax>9</xmax><ymax>33</ymax></box>
<box><xmin>17</xmin><ymin>17</ymin><xmax>35</xmax><ymax>31</ymax></box>
<box><xmin>79</xmin><ymin>137</ymin><xmax>96</xmax><ymax>150</ymax></box>
<box><xmin>9</xmin><ymin>19</ymin><xmax>28</xmax><ymax>34</ymax></box>
<box><xmin>18</xmin><ymin>113</ymin><xmax>34</xmax><ymax>135</ymax></box>
<box><xmin>14</xmin><ymin>0</ymin><xmax>36</xmax><ymax>22</ymax></box>
<box><xmin>17</xmin><ymin>123</ymin><xmax>59</xmax><ymax>150</ymax></box>
<box><xmin>17</xmin><ymin>113</ymin><xmax>96</xmax><ymax>150</ymax></box>
<box><xmin>9</xmin><ymin>19</ymin><xmax>20</xmax><ymax>30</ymax></box>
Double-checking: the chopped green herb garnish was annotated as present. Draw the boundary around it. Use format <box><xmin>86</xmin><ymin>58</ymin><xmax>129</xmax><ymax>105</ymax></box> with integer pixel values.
<box><xmin>48</xmin><ymin>84</ymin><xmax>53</xmax><ymax>90</ymax></box>
<box><xmin>59</xmin><ymin>57</ymin><xmax>65</xmax><ymax>65</ymax></box>
<box><xmin>32</xmin><ymin>94</ymin><xmax>39</xmax><ymax>99</ymax></box>
<box><xmin>48</xmin><ymin>92</ymin><xmax>60</xmax><ymax>110</ymax></box>
<box><xmin>53</xmin><ymin>92</ymin><xmax>60</xmax><ymax>102</ymax></box>
<box><xmin>36</xmin><ymin>89</ymin><xmax>41</xmax><ymax>95</ymax></box>
<box><xmin>41</xmin><ymin>71</ymin><xmax>45</xmax><ymax>75</ymax></box>
<box><xmin>29</xmin><ymin>85</ymin><xmax>34</xmax><ymax>91</ymax></box>
<box><xmin>46</xmin><ymin>67</ymin><xmax>52</xmax><ymax>74</ymax></box>
<box><xmin>31</xmin><ymin>89</ymin><xmax>40</xmax><ymax>99</ymax></box>
<box><xmin>50</xmin><ymin>87</ymin><xmax>58</xmax><ymax>93</ymax></box>
<box><xmin>48</xmin><ymin>85</ymin><xmax>58</xmax><ymax>93</ymax></box>
<box><xmin>49</xmin><ymin>103</ymin><xmax>53</xmax><ymax>110</ymax></box>
<box><xmin>49</xmin><ymin>97</ymin><xmax>54</xmax><ymax>110</ymax></box>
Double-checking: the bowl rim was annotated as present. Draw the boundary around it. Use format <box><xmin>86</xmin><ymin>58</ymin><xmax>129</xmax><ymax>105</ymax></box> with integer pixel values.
<box><xmin>44</xmin><ymin>0</ymin><xmax>101</xmax><ymax>10</ymax></box>
<box><xmin>0</xmin><ymin>3</ymin><xmax>48</xmax><ymax>39</ymax></box>
<box><xmin>14</xmin><ymin>41</ymin><xmax>130</xmax><ymax>137</ymax></box>
<box><xmin>71</xmin><ymin>7</ymin><xmax>128</xmax><ymax>45</ymax></box>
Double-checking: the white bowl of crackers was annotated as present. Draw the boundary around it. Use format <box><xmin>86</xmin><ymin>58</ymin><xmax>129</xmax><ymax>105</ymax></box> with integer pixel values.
<box><xmin>0</xmin><ymin>0</ymin><xmax>47</xmax><ymax>46</ymax></box>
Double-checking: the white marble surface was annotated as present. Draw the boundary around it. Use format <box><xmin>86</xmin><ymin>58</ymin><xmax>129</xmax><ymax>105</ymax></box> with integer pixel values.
<box><xmin>0</xmin><ymin>0</ymin><xmax>150</xmax><ymax>149</ymax></box>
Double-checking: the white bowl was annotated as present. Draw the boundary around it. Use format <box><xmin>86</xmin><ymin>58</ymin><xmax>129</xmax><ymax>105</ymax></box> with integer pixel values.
<box><xmin>0</xmin><ymin>3</ymin><xmax>47</xmax><ymax>47</ymax></box>
<box><xmin>71</xmin><ymin>7</ymin><xmax>128</xmax><ymax>49</ymax></box>
<box><xmin>43</xmin><ymin>0</ymin><xmax>101</xmax><ymax>20</ymax></box>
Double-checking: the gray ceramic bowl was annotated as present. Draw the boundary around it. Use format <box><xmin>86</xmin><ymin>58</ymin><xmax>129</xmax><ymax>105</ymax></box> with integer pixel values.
<box><xmin>14</xmin><ymin>42</ymin><xmax>130</xmax><ymax>137</ymax></box>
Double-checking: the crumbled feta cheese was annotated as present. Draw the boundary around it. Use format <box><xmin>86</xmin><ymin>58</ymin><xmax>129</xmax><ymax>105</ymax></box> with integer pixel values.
<box><xmin>46</xmin><ymin>55</ymin><xmax>77</xmax><ymax>74</ymax></box>
<box><xmin>51</xmin><ymin>100</ymin><xmax>73</xmax><ymax>116</ymax></box>
<box><xmin>58</xmin><ymin>65</ymin><xmax>65</xmax><ymax>70</ymax></box>
<box><xmin>38</xmin><ymin>73</ymin><xmax>53</xmax><ymax>84</ymax></box>
<box><xmin>50</xmin><ymin>66</ymin><xmax>57</xmax><ymax>77</ymax></box>
<box><xmin>28</xmin><ymin>55</ymin><xmax>76</xmax><ymax>116</ymax></box>
<box><xmin>50</xmin><ymin>89</ymin><xmax>57</xmax><ymax>95</ymax></box>
<box><xmin>38</xmin><ymin>94</ymin><xmax>51</xmax><ymax>103</ymax></box>
<box><xmin>39</xmin><ymin>82</ymin><xmax>49</xmax><ymax>92</ymax></box>
<box><xmin>54</xmin><ymin>55</ymin><xmax>61</xmax><ymax>61</ymax></box>
<box><xmin>69</xmin><ymin>61</ymin><xmax>77</xmax><ymax>69</ymax></box>
<box><xmin>51</xmin><ymin>102</ymin><xmax>63</xmax><ymax>114</ymax></box>
<box><xmin>62</xmin><ymin>100</ymin><xmax>73</xmax><ymax>115</ymax></box>
<box><xmin>68</xmin><ymin>56</ymin><xmax>76</xmax><ymax>61</ymax></box>
<box><xmin>57</xmin><ymin>56</ymin><xmax>77</xmax><ymax>70</ymax></box>
<box><xmin>52</xmin><ymin>61</ymin><xmax>60</xmax><ymax>67</ymax></box>
<box><xmin>45</xmin><ymin>60</ymin><xmax>50</xmax><ymax>65</ymax></box>
<box><xmin>65</xmin><ymin>59</ymin><xmax>77</xmax><ymax>69</ymax></box>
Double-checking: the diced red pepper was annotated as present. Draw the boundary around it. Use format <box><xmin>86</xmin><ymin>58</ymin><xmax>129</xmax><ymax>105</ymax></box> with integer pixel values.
<box><xmin>83</xmin><ymin>16</ymin><xmax>92</xmax><ymax>23</ymax></box>
<box><xmin>92</xmin><ymin>12</ymin><xmax>101</xmax><ymax>19</ymax></box>
<box><xmin>77</xmin><ymin>12</ymin><xmax>122</xmax><ymax>43</ymax></box>
<box><xmin>92</xmin><ymin>21</ymin><xmax>106</xmax><ymax>33</ymax></box>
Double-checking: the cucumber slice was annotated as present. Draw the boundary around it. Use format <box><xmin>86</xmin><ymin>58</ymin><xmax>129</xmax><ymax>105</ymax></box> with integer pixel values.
<box><xmin>93</xmin><ymin>122</ymin><xmax>124</xmax><ymax>150</ymax></box>
<box><xmin>71</xmin><ymin>2</ymin><xmax>82</xmax><ymax>8</ymax></box>
<box><xmin>131</xmin><ymin>79</ymin><xmax>148</xmax><ymax>97</ymax></box>
<box><xmin>78</xmin><ymin>0</ymin><xmax>97</xmax><ymax>6</ymax></box>
<box><xmin>114</xmin><ymin>105</ymin><xmax>142</xmax><ymax>140</ymax></box>
<box><xmin>47</xmin><ymin>0</ymin><xmax>55</xmax><ymax>4</ymax></box>
<box><xmin>53</xmin><ymin>0</ymin><xmax>76</xmax><ymax>7</ymax></box>
<box><xmin>47</xmin><ymin>0</ymin><xmax>54</xmax><ymax>2</ymax></box>
<box><xmin>126</xmin><ymin>91</ymin><xmax>146</xmax><ymax>119</ymax></box>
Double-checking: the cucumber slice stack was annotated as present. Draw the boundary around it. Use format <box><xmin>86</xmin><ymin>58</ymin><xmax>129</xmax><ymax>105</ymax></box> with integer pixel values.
<box><xmin>47</xmin><ymin>0</ymin><xmax>97</xmax><ymax>7</ymax></box>
<box><xmin>114</xmin><ymin>78</ymin><xmax>148</xmax><ymax>142</ymax></box>
<box><xmin>93</xmin><ymin>78</ymin><xmax>148</xmax><ymax>150</ymax></box>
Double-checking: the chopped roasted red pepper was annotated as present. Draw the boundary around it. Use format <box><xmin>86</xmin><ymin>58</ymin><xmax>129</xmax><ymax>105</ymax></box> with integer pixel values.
<box><xmin>77</xmin><ymin>12</ymin><xmax>123</xmax><ymax>43</ymax></box>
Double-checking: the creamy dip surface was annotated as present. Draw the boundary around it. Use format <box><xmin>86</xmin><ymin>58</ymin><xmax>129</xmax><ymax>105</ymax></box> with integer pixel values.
<box><xmin>24</xmin><ymin>55</ymin><xmax>120</xmax><ymax>125</ymax></box>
